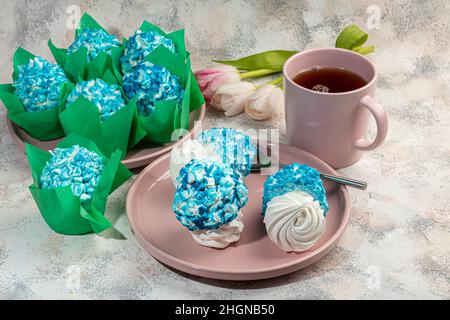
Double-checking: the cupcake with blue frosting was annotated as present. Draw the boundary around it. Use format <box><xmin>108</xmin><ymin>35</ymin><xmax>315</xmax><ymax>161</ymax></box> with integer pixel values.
<box><xmin>196</xmin><ymin>128</ymin><xmax>257</xmax><ymax>179</ymax></box>
<box><xmin>66</xmin><ymin>78</ymin><xmax>125</xmax><ymax>121</ymax></box>
<box><xmin>68</xmin><ymin>28</ymin><xmax>120</xmax><ymax>62</ymax></box>
<box><xmin>122</xmin><ymin>61</ymin><xmax>184</xmax><ymax>116</ymax></box>
<box><xmin>172</xmin><ymin>159</ymin><xmax>248</xmax><ymax>249</ymax></box>
<box><xmin>262</xmin><ymin>163</ymin><xmax>328</xmax><ymax>252</ymax></box>
<box><xmin>40</xmin><ymin>145</ymin><xmax>104</xmax><ymax>203</ymax></box>
<box><xmin>14</xmin><ymin>57</ymin><xmax>68</xmax><ymax>112</ymax></box>
<box><xmin>120</xmin><ymin>29</ymin><xmax>176</xmax><ymax>74</ymax></box>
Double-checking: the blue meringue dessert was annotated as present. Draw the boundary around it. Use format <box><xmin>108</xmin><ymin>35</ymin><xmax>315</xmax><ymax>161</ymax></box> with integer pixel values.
<box><xmin>68</xmin><ymin>28</ymin><xmax>120</xmax><ymax>62</ymax></box>
<box><xmin>66</xmin><ymin>78</ymin><xmax>125</xmax><ymax>121</ymax></box>
<box><xmin>120</xmin><ymin>29</ymin><xmax>176</xmax><ymax>74</ymax></box>
<box><xmin>122</xmin><ymin>61</ymin><xmax>184</xmax><ymax>117</ymax></box>
<box><xmin>169</xmin><ymin>139</ymin><xmax>220</xmax><ymax>186</ymax></box>
<box><xmin>262</xmin><ymin>163</ymin><xmax>329</xmax><ymax>252</ymax></box>
<box><xmin>172</xmin><ymin>159</ymin><xmax>248</xmax><ymax>249</ymax></box>
<box><xmin>196</xmin><ymin>128</ymin><xmax>257</xmax><ymax>179</ymax></box>
<box><xmin>40</xmin><ymin>145</ymin><xmax>105</xmax><ymax>203</ymax></box>
<box><xmin>14</xmin><ymin>57</ymin><xmax>68</xmax><ymax>112</ymax></box>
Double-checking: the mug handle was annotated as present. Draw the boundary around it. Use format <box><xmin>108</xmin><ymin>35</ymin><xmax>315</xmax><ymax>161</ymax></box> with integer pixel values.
<box><xmin>354</xmin><ymin>95</ymin><xmax>388</xmax><ymax>151</ymax></box>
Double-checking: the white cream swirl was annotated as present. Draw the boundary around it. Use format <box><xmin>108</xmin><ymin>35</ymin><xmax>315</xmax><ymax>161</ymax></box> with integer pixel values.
<box><xmin>264</xmin><ymin>190</ymin><xmax>326</xmax><ymax>252</ymax></box>
<box><xmin>190</xmin><ymin>212</ymin><xmax>244</xmax><ymax>249</ymax></box>
<box><xmin>169</xmin><ymin>139</ymin><xmax>220</xmax><ymax>185</ymax></box>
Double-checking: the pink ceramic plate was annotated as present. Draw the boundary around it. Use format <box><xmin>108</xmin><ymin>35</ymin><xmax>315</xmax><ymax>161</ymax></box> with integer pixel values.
<box><xmin>126</xmin><ymin>144</ymin><xmax>351</xmax><ymax>281</ymax></box>
<box><xmin>6</xmin><ymin>104</ymin><xmax>205</xmax><ymax>169</ymax></box>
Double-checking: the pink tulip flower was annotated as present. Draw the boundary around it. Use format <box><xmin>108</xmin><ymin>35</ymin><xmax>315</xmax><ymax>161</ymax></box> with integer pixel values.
<box><xmin>194</xmin><ymin>66</ymin><xmax>241</xmax><ymax>101</ymax></box>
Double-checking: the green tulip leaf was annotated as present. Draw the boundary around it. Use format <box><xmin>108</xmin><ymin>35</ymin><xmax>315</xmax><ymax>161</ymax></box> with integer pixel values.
<box><xmin>335</xmin><ymin>24</ymin><xmax>375</xmax><ymax>54</ymax></box>
<box><xmin>213</xmin><ymin>50</ymin><xmax>298</xmax><ymax>71</ymax></box>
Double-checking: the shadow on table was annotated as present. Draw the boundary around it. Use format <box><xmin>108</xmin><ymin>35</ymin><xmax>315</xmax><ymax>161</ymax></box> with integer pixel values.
<box><xmin>160</xmin><ymin>260</ymin><xmax>324</xmax><ymax>290</ymax></box>
<box><xmin>98</xmin><ymin>183</ymin><xmax>131</xmax><ymax>240</ymax></box>
<box><xmin>154</xmin><ymin>243</ymin><xmax>349</xmax><ymax>289</ymax></box>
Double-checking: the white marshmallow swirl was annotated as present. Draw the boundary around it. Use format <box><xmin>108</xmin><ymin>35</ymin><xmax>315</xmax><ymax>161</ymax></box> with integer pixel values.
<box><xmin>264</xmin><ymin>190</ymin><xmax>326</xmax><ymax>252</ymax></box>
<box><xmin>191</xmin><ymin>212</ymin><xmax>244</xmax><ymax>249</ymax></box>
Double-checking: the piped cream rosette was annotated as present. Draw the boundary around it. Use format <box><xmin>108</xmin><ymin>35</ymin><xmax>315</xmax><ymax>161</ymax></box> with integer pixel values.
<box><xmin>191</xmin><ymin>212</ymin><xmax>245</xmax><ymax>249</ymax></box>
<box><xmin>262</xmin><ymin>163</ymin><xmax>329</xmax><ymax>252</ymax></box>
<box><xmin>264</xmin><ymin>191</ymin><xmax>326</xmax><ymax>252</ymax></box>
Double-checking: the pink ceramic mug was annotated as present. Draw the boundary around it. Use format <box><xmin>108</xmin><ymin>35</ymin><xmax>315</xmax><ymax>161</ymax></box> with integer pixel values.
<box><xmin>283</xmin><ymin>48</ymin><xmax>388</xmax><ymax>168</ymax></box>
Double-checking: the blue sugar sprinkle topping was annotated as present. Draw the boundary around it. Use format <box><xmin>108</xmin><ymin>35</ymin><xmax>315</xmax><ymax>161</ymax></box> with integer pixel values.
<box><xmin>172</xmin><ymin>159</ymin><xmax>248</xmax><ymax>231</ymax></box>
<box><xmin>68</xmin><ymin>28</ymin><xmax>120</xmax><ymax>62</ymax></box>
<box><xmin>122</xmin><ymin>61</ymin><xmax>184</xmax><ymax>117</ymax></box>
<box><xmin>40</xmin><ymin>145</ymin><xmax>105</xmax><ymax>203</ymax></box>
<box><xmin>262</xmin><ymin>163</ymin><xmax>329</xmax><ymax>216</ymax></box>
<box><xmin>196</xmin><ymin>128</ymin><xmax>256</xmax><ymax>178</ymax></box>
<box><xmin>13</xmin><ymin>57</ymin><xmax>68</xmax><ymax>112</ymax></box>
<box><xmin>66</xmin><ymin>79</ymin><xmax>126</xmax><ymax>121</ymax></box>
<box><xmin>120</xmin><ymin>29</ymin><xmax>177</xmax><ymax>74</ymax></box>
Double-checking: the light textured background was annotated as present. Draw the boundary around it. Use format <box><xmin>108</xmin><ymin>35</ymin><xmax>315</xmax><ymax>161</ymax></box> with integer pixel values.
<box><xmin>0</xmin><ymin>0</ymin><xmax>449</xmax><ymax>299</ymax></box>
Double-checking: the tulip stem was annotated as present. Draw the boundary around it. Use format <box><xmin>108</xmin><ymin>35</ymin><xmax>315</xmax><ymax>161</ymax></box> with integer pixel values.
<box><xmin>268</xmin><ymin>76</ymin><xmax>283</xmax><ymax>86</ymax></box>
<box><xmin>255</xmin><ymin>76</ymin><xmax>284</xmax><ymax>89</ymax></box>
<box><xmin>240</xmin><ymin>69</ymin><xmax>278</xmax><ymax>79</ymax></box>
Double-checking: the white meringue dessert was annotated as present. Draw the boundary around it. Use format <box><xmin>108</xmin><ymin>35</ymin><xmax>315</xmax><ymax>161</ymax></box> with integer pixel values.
<box><xmin>190</xmin><ymin>212</ymin><xmax>244</xmax><ymax>249</ymax></box>
<box><xmin>264</xmin><ymin>190</ymin><xmax>326</xmax><ymax>252</ymax></box>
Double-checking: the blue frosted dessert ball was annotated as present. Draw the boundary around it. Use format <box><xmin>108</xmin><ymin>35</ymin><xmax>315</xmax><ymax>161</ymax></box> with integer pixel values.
<box><xmin>172</xmin><ymin>159</ymin><xmax>248</xmax><ymax>231</ymax></box>
<box><xmin>40</xmin><ymin>145</ymin><xmax>105</xmax><ymax>203</ymax></box>
<box><xmin>196</xmin><ymin>128</ymin><xmax>257</xmax><ymax>178</ymax></box>
<box><xmin>68</xmin><ymin>28</ymin><xmax>120</xmax><ymax>62</ymax></box>
<box><xmin>122</xmin><ymin>61</ymin><xmax>184</xmax><ymax>116</ymax></box>
<box><xmin>262</xmin><ymin>163</ymin><xmax>329</xmax><ymax>215</ymax></box>
<box><xmin>66</xmin><ymin>79</ymin><xmax>125</xmax><ymax>121</ymax></box>
<box><xmin>120</xmin><ymin>29</ymin><xmax>177</xmax><ymax>74</ymax></box>
<box><xmin>14</xmin><ymin>57</ymin><xmax>68</xmax><ymax>112</ymax></box>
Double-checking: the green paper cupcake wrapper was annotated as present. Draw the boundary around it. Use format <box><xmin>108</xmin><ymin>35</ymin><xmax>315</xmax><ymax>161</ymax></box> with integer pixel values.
<box><xmin>48</xmin><ymin>13</ymin><xmax>123</xmax><ymax>84</ymax></box>
<box><xmin>26</xmin><ymin>133</ymin><xmax>132</xmax><ymax>235</ymax></box>
<box><xmin>59</xmin><ymin>71</ymin><xmax>136</xmax><ymax>159</ymax></box>
<box><xmin>128</xmin><ymin>46</ymin><xmax>204</xmax><ymax>146</ymax></box>
<box><xmin>138</xmin><ymin>20</ymin><xmax>188</xmax><ymax>62</ymax></box>
<box><xmin>0</xmin><ymin>48</ymin><xmax>71</xmax><ymax>140</ymax></box>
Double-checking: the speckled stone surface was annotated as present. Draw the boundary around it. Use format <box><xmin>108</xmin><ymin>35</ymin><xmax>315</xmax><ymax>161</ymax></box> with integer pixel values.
<box><xmin>1</xmin><ymin>0</ymin><xmax>449</xmax><ymax>300</ymax></box>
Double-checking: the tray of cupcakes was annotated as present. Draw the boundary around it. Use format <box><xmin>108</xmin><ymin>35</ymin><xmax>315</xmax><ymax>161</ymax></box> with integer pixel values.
<box><xmin>1</xmin><ymin>13</ymin><xmax>205</xmax><ymax>169</ymax></box>
<box><xmin>126</xmin><ymin>128</ymin><xmax>350</xmax><ymax>280</ymax></box>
